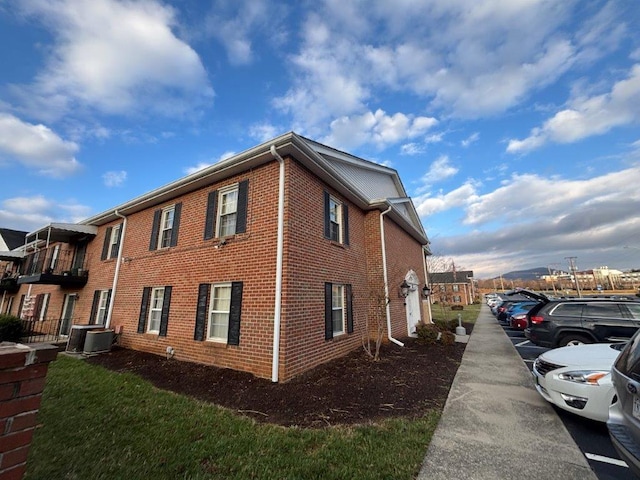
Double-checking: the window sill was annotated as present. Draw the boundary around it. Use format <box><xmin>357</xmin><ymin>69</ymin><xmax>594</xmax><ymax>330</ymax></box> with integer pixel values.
<box><xmin>203</xmin><ymin>340</ymin><xmax>228</xmax><ymax>349</ymax></box>
<box><xmin>328</xmin><ymin>240</ymin><xmax>347</xmax><ymax>249</ymax></box>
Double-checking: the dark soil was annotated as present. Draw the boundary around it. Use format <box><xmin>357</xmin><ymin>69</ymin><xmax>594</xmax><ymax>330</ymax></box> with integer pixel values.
<box><xmin>86</xmin><ymin>330</ymin><xmax>471</xmax><ymax>428</ymax></box>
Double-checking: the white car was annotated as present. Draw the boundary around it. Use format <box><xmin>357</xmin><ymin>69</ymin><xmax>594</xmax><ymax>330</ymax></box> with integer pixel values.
<box><xmin>532</xmin><ymin>343</ymin><xmax>626</xmax><ymax>422</ymax></box>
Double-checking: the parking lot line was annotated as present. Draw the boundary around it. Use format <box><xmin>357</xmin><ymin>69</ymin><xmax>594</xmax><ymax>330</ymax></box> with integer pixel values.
<box><xmin>515</xmin><ymin>340</ymin><xmax>531</xmax><ymax>347</ymax></box>
<box><xmin>585</xmin><ymin>453</ymin><xmax>628</xmax><ymax>468</ymax></box>
<box><xmin>523</xmin><ymin>359</ymin><xmax>534</xmax><ymax>363</ymax></box>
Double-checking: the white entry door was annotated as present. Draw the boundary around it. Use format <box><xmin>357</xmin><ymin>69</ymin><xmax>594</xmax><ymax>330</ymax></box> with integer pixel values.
<box><xmin>405</xmin><ymin>271</ymin><xmax>422</xmax><ymax>336</ymax></box>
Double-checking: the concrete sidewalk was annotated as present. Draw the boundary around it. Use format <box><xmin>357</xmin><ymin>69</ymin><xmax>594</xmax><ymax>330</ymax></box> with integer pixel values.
<box><xmin>418</xmin><ymin>304</ymin><xmax>597</xmax><ymax>480</ymax></box>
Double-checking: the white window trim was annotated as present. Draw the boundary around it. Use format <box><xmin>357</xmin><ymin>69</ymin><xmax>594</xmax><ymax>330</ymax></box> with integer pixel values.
<box><xmin>49</xmin><ymin>245</ymin><xmax>60</xmax><ymax>270</ymax></box>
<box><xmin>108</xmin><ymin>224</ymin><xmax>121</xmax><ymax>259</ymax></box>
<box><xmin>216</xmin><ymin>184</ymin><xmax>239</xmax><ymax>238</ymax></box>
<box><xmin>158</xmin><ymin>205</ymin><xmax>175</xmax><ymax>249</ymax></box>
<box><xmin>147</xmin><ymin>287</ymin><xmax>165</xmax><ymax>334</ymax></box>
<box><xmin>96</xmin><ymin>290</ymin><xmax>109</xmax><ymax>324</ymax></box>
<box><xmin>332</xmin><ymin>284</ymin><xmax>345</xmax><ymax>336</ymax></box>
<box><xmin>207</xmin><ymin>283</ymin><xmax>232</xmax><ymax>343</ymax></box>
<box><xmin>329</xmin><ymin>196</ymin><xmax>343</xmax><ymax>243</ymax></box>
<box><xmin>38</xmin><ymin>293</ymin><xmax>50</xmax><ymax>321</ymax></box>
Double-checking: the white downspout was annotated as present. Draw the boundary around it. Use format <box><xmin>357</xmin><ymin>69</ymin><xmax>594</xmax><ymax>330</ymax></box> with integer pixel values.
<box><xmin>380</xmin><ymin>207</ymin><xmax>404</xmax><ymax>347</ymax></box>
<box><xmin>270</xmin><ymin>145</ymin><xmax>285</xmax><ymax>382</ymax></box>
<box><xmin>105</xmin><ymin>210</ymin><xmax>127</xmax><ymax>329</ymax></box>
<box><xmin>422</xmin><ymin>247</ymin><xmax>433</xmax><ymax>324</ymax></box>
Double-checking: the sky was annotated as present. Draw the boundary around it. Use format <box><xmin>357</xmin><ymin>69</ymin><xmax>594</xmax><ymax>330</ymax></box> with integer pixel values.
<box><xmin>0</xmin><ymin>0</ymin><xmax>639</xmax><ymax>279</ymax></box>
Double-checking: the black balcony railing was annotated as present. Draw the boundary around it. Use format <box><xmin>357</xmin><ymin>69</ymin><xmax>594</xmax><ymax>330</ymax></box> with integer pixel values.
<box><xmin>18</xmin><ymin>244</ymin><xmax>89</xmax><ymax>287</ymax></box>
<box><xmin>20</xmin><ymin>317</ymin><xmax>65</xmax><ymax>343</ymax></box>
<box><xmin>0</xmin><ymin>274</ymin><xmax>19</xmax><ymax>293</ymax></box>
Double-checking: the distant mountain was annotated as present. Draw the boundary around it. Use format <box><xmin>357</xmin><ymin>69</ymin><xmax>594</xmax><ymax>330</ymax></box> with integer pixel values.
<box><xmin>497</xmin><ymin>267</ymin><xmax>549</xmax><ymax>280</ymax></box>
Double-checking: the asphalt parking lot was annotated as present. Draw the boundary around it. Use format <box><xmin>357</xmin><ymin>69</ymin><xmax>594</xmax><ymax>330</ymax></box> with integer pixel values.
<box><xmin>501</xmin><ymin>322</ymin><xmax>637</xmax><ymax>480</ymax></box>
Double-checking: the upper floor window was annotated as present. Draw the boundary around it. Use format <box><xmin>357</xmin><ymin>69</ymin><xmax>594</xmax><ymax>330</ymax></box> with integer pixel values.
<box><xmin>218</xmin><ymin>186</ymin><xmax>238</xmax><ymax>238</ymax></box>
<box><xmin>203</xmin><ymin>180</ymin><xmax>249</xmax><ymax>240</ymax></box>
<box><xmin>102</xmin><ymin>224</ymin><xmax>122</xmax><ymax>260</ymax></box>
<box><xmin>323</xmin><ymin>191</ymin><xmax>349</xmax><ymax>245</ymax></box>
<box><xmin>159</xmin><ymin>206</ymin><xmax>175</xmax><ymax>248</ymax></box>
<box><xmin>452</xmin><ymin>284</ymin><xmax>460</xmax><ymax>292</ymax></box>
<box><xmin>149</xmin><ymin>203</ymin><xmax>182</xmax><ymax>251</ymax></box>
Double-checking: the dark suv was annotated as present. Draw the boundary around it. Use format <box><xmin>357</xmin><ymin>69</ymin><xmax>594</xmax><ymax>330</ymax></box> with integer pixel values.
<box><xmin>506</xmin><ymin>289</ymin><xmax>640</xmax><ymax>348</ymax></box>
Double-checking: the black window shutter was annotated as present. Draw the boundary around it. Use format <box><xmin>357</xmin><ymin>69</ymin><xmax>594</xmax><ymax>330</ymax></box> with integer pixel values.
<box><xmin>33</xmin><ymin>294</ymin><xmax>44</xmax><ymax>320</ymax></box>
<box><xmin>235</xmin><ymin>180</ymin><xmax>249</xmax><ymax>234</ymax></box>
<box><xmin>343</xmin><ymin>204</ymin><xmax>350</xmax><ymax>245</ymax></box>
<box><xmin>194</xmin><ymin>283</ymin><xmax>210</xmax><ymax>341</ymax></box>
<box><xmin>323</xmin><ymin>191</ymin><xmax>331</xmax><ymax>239</ymax></box>
<box><xmin>170</xmin><ymin>203</ymin><xmax>182</xmax><ymax>247</ymax></box>
<box><xmin>101</xmin><ymin>227</ymin><xmax>112</xmax><ymax>260</ymax></box>
<box><xmin>324</xmin><ymin>282</ymin><xmax>333</xmax><ymax>340</ymax></box>
<box><xmin>149</xmin><ymin>209</ymin><xmax>161</xmax><ymax>251</ymax></box>
<box><xmin>204</xmin><ymin>190</ymin><xmax>218</xmax><ymax>240</ymax></box>
<box><xmin>227</xmin><ymin>282</ymin><xmax>243</xmax><ymax>345</ymax></box>
<box><xmin>159</xmin><ymin>286</ymin><xmax>172</xmax><ymax>337</ymax></box>
<box><xmin>137</xmin><ymin>287</ymin><xmax>151</xmax><ymax>333</ymax></box>
<box><xmin>346</xmin><ymin>284</ymin><xmax>354</xmax><ymax>333</ymax></box>
<box><xmin>89</xmin><ymin>290</ymin><xmax>100</xmax><ymax>324</ymax></box>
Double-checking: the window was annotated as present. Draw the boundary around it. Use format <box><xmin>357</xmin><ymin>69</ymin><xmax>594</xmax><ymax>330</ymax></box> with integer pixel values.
<box><xmin>584</xmin><ymin>303</ymin><xmax>624</xmax><ymax>319</ymax></box>
<box><xmin>218</xmin><ymin>186</ymin><xmax>238</xmax><ymax>237</ymax></box>
<box><xmin>324</xmin><ymin>283</ymin><xmax>353</xmax><ymax>340</ymax></box>
<box><xmin>208</xmin><ymin>284</ymin><xmax>232</xmax><ymax>341</ymax></box>
<box><xmin>4</xmin><ymin>296</ymin><xmax>13</xmax><ymax>314</ymax></box>
<box><xmin>204</xmin><ymin>180</ymin><xmax>249</xmax><ymax>240</ymax></box>
<box><xmin>453</xmin><ymin>295</ymin><xmax>462</xmax><ymax>303</ymax></box>
<box><xmin>331</xmin><ymin>284</ymin><xmax>345</xmax><ymax>335</ymax></box>
<box><xmin>159</xmin><ymin>206</ymin><xmax>175</xmax><ymax>248</ymax></box>
<box><xmin>551</xmin><ymin>303</ymin><xmax>584</xmax><ymax>317</ymax></box>
<box><xmin>96</xmin><ymin>290</ymin><xmax>110</xmax><ymax>324</ymax></box>
<box><xmin>149</xmin><ymin>203</ymin><xmax>182</xmax><ymax>251</ymax></box>
<box><xmin>147</xmin><ymin>287</ymin><xmax>165</xmax><ymax>333</ymax></box>
<box><xmin>137</xmin><ymin>286</ymin><xmax>172</xmax><ymax>336</ymax></box>
<box><xmin>452</xmin><ymin>284</ymin><xmax>459</xmax><ymax>292</ymax></box>
<box><xmin>194</xmin><ymin>282</ymin><xmax>243</xmax><ymax>344</ymax></box>
<box><xmin>626</xmin><ymin>304</ymin><xmax>640</xmax><ymax>320</ymax></box>
<box><xmin>109</xmin><ymin>225</ymin><xmax>121</xmax><ymax>258</ymax></box>
<box><xmin>323</xmin><ymin>191</ymin><xmax>349</xmax><ymax>245</ymax></box>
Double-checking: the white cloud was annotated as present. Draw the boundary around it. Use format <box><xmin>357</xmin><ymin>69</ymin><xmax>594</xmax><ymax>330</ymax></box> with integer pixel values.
<box><xmin>249</xmin><ymin>123</ymin><xmax>281</xmax><ymax>143</ymax></box>
<box><xmin>0</xmin><ymin>195</ymin><xmax>91</xmax><ymax>231</ymax></box>
<box><xmin>322</xmin><ymin>109</ymin><xmax>437</xmax><ymax>150</ymax></box>
<box><xmin>401</xmin><ymin>143</ymin><xmax>425</xmax><ymax>155</ymax></box>
<box><xmin>461</xmin><ymin>132</ymin><xmax>479</xmax><ymax>147</ymax></box>
<box><xmin>0</xmin><ymin>113</ymin><xmax>80</xmax><ymax>177</ymax></box>
<box><xmin>507</xmin><ymin>64</ymin><xmax>640</xmax><ymax>153</ymax></box>
<box><xmin>184</xmin><ymin>151</ymin><xmax>236</xmax><ymax>175</ymax></box>
<box><xmin>15</xmin><ymin>0</ymin><xmax>213</xmax><ymax>119</ymax></box>
<box><xmin>414</xmin><ymin>182</ymin><xmax>478</xmax><ymax>217</ymax></box>
<box><xmin>102</xmin><ymin>170</ymin><xmax>127</xmax><ymax>187</ymax></box>
<box><xmin>418</xmin><ymin>155</ymin><xmax>459</xmax><ymax>192</ymax></box>
<box><xmin>204</xmin><ymin>0</ymin><xmax>287</xmax><ymax>66</ymax></box>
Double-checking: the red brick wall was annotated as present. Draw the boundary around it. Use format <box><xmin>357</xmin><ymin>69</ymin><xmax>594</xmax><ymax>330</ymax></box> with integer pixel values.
<box><xmin>0</xmin><ymin>343</ymin><xmax>58</xmax><ymax>480</ymax></box>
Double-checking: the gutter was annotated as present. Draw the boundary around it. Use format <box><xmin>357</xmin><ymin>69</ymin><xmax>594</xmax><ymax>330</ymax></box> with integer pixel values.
<box><xmin>270</xmin><ymin>145</ymin><xmax>286</xmax><ymax>382</ymax></box>
<box><xmin>380</xmin><ymin>206</ymin><xmax>404</xmax><ymax>347</ymax></box>
<box><xmin>104</xmin><ymin>210</ymin><xmax>127</xmax><ymax>329</ymax></box>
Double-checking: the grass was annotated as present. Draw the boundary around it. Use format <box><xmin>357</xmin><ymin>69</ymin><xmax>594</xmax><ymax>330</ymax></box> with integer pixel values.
<box><xmin>26</xmin><ymin>356</ymin><xmax>442</xmax><ymax>480</ymax></box>
<box><xmin>431</xmin><ymin>302</ymin><xmax>481</xmax><ymax>325</ymax></box>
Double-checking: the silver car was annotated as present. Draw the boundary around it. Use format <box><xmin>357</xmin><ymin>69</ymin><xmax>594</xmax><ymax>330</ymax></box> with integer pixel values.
<box><xmin>608</xmin><ymin>329</ymin><xmax>640</xmax><ymax>476</ymax></box>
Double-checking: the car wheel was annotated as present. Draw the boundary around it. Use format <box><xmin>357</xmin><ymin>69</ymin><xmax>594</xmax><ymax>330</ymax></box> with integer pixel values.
<box><xmin>558</xmin><ymin>334</ymin><xmax>593</xmax><ymax>347</ymax></box>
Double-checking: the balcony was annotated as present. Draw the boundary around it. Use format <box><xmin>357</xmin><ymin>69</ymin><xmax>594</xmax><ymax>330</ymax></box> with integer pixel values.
<box><xmin>0</xmin><ymin>275</ymin><xmax>19</xmax><ymax>294</ymax></box>
<box><xmin>18</xmin><ymin>245</ymin><xmax>90</xmax><ymax>287</ymax></box>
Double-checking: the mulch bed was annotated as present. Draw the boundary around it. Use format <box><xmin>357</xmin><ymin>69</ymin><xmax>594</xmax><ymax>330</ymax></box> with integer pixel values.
<box><xmin>86</xmin><ymin>329</ymin><xmax>471</xmax><ymax>428</ymax></box>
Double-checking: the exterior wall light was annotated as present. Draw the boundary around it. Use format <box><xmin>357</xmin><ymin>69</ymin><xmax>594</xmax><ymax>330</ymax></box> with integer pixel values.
<box><xmin>422</xmin><ymin>285</ymin><xmax>431</xmax><ymax>298</ymax></box>
<box><xmin>400</xmin><ymin>280</ymin><xmax>410</xmax><ymax>298</ymax></box>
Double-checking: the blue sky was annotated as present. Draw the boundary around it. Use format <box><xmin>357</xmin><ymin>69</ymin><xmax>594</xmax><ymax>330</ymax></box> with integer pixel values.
<box><xmin>0</xmin><ymin>0</ymin><xmax>639</xmax><ymax>279</ymax></box>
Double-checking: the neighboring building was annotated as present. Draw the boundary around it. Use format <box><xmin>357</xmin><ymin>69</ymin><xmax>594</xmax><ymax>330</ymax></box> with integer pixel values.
<box><xmin>0</xmin><ymin>229</ymin><xmax>28</xmax><ymax>252</ymax></box>
<box><xmin>0</xmin><ymin>132</ymin><xmax>431</xmax><ymax>382</ymax></box>
<box><xmin>429</xmin><ymin>270</ymin><xmax>475</xmax><ymax>305</ymax></box>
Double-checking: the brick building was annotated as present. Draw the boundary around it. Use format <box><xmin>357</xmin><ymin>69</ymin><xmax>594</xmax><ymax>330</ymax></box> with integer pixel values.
<box><xmin>0</xmin><ymin>132</ymin><xmax>430</xmax><ymax>382</ymax></box>
<box><xmin>429</xmin><ymin>270</ymin><xmax>475</xmax><ymax>306</ymax></box>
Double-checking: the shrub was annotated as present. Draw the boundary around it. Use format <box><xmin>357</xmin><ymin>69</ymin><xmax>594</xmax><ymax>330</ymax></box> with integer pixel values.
<box><xmin>416</xmin><ymin>323</ymin><xmax>440</xmax><ymax>344</ymax></box>
<box><xmin>0</xmin><ymin>314</ymin><xmax>24</xmax><ymax>342</ymax></box>
<box><xmin>433</xmin><ymin>318</ymin><xmax>457</xmax><ymax>332</ymax></box>
<box><xmin>440</xmin><ymin>330</ymin><xmax>456</xmax><ymax>346</ymax></box>
<box><xmin>451</xmin><ymin>305</ymin><xmax>464</xmax><ymax>311</ymax></box>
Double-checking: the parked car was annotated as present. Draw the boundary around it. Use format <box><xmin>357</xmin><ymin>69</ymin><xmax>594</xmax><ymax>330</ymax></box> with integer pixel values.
<box><xmin>533</xmin><ymin>343</ymin><xmax>624</xmax><ymax>422</ymax></box>
<box><xmin>504</xmin><ymin>301</ymin><xmax>539</xmax><ymax>328</ymax></box>
<box><xmin>506</xmin><ymin>289</ymin><xmax>640</xmax><ymax>348</ymax></box>
<box><xmin>608</xmin><ymin>328</ymin><xmax>640</xmax><ymax>476</ymax></box>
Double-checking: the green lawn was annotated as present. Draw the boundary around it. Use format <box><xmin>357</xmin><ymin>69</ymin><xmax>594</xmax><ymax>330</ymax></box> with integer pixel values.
<box><xmin>26</xmin><ymin>356</ymin><xmax>442</xmax><ymax>480</ymax></box>
<box><xmin>431</xmin><ymin>302</ymin><xmax>481</xmax><ymax>326</ymax></box>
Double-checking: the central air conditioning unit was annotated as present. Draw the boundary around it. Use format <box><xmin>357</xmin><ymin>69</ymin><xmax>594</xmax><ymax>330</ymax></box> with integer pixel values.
<box><xmin>66</xmin><ymin>324</ymin><xmax>105</xmax><ymax>353</ymax></box>
<box><xmin>83</xmin><ymin>329</ymin><xmax>114</xmax><ymax>354</ymax></box>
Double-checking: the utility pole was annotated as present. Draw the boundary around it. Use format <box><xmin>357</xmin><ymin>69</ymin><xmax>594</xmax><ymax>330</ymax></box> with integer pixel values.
<box><xmin>500</xmin><ymin>274</ymin><xmax>505</xmax><ymax>292</ymax></box>
<box><xmin>566</xmin><ymin>257</ymin><xmax>582</xmax><ymax>298</ymax></box>
<box><xmin>547</xmin><ymin>264</ymin><xmax>560</xmax><ymax>294</ymax></box>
